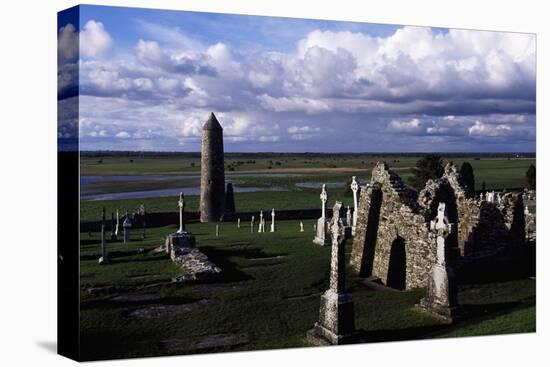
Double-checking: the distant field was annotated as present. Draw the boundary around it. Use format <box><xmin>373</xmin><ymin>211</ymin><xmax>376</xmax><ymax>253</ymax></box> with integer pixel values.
<box><xmin>79</xmin><ymin>153</ymin><xmax>535</xmax><ymax>221</ymax></box>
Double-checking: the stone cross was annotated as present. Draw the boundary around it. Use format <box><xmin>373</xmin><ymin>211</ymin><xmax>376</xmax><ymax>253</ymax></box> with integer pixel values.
<box><xmin>300</xmin><ymin>222</ymin><xmax>304</xmax><ymax>232</ymax></box>
<box><xmin>307</xmin><ymin>200</ymin><xmax>356</xmax><ymax>345</ymax></box>
<box><xmin>123</xmin><ymin>210</ymin><xmax>132</xmax><ymax>244</ymax></box>
<box><xmin>237</xmin><ymin>217</ymin><xmax>241</xmax><ymax>228</ymax></box>
<box><xmin>320</xmin><ymin>184</ymin><xmax>328</xmax><ymax>219</ymax></box>
<box><xmin>177</xmin><ymin>192</ymin><xmax>185</xmax><ymax>233</ymax></box>
<box><xmin>329</xmin><ymin>201</ymin><xmax>345</xmax><ymax>292</ymax></box>
<box><xmin>270</xmin><ymin>208</ymin><xmax>275</xmax><ymax>232</ymax></box>
<box><xmin>99</xmin><ymin>207</ymin><xmax>109</xmax><ymax>265</ymax></box>
<box><xmin>258</xmin><ymin>210</ymin><xmax>264</xmax><ymax>233</ymax></box>
<box><xmin>251</xmin><ymin>216</ymin><xmax>255</xmax><ymax>233</ymax></box>
<box><xmin>430</xmin><ymin>203</ymin><xmax>453</xmax><ymax>266</ymax></box>
<box><xmin>115</xmin><ymin>209</ymin><xmax>119</xmax><ymax>236</ymax></box>
<box><xmin>420</xmin><ymin>202</ymin><xmax>458</xmax><ymax>320</ymax></box>
<box><xmin>346</xmin><ymin>205</ymin><xmax>352</xmax><ymax>227</ymax></box>
<box><xmin>351</xmin><ymin>176</ymin><xmax>359</xmax><ymax>232</ymax></box>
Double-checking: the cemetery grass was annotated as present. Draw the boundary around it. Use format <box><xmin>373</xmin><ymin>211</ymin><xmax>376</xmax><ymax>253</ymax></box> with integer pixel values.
<box><xmin>79</xmin><ymin>220</ymin><xmax>535</xmax><ymax>361</ymax></box>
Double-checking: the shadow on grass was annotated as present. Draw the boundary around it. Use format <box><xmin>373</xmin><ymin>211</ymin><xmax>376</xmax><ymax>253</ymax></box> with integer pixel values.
<box><xmin>198</xmin><ymin>246</ymin><xmax>282</xmax><ymax>284</ymax></box>
<box><xmin>355</xmin><ymin>296</ymin><xmax>535</xmax><ymax>344</ymax></box>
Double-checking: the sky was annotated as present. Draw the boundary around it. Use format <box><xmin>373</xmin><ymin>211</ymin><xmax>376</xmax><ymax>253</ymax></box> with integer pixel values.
<box><xmin>58</xmin><ymin>5</ymin><xmax>536</xmax><ymax>152</ymax></box>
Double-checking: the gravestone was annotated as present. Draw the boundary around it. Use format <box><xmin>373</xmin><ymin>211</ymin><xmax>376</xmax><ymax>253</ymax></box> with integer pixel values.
<box><xmin>351</xmin><ymin>176</ymin><xmax>359</xmax><ymax>236</ymax></box>
<box><xmin>216</xmin><ymin>224</ymin><xmax>219</xmax><ymax>237</ymax></box>
<box><xmin>237</xmin><ymin>217</ymin><xmax>240</xmax><ymax>228</ymax></box>
<box><xmin>110</xmin><ymin>211</ymin><xmax>117</xmax><ymax>241</ymax></box>
<box><xmin>300</xmin><ymin>222</ymin><xmax>304</xmax><ymax>232</ymax></box>
<box><xmin>123</xmin><ymin>210</ymin><xmax>132</xmax><ymax>244</ymax></box>
<box><xmin>114</xmin><ymin>209</ymin><xmax>120</xmax><ymax>237</ymax></box>
<box><xmin>270</xmin><ymin>209</ymin><xmax>276</xmax><ymax>232</ymax></box>
<box><xmin>418</xmin><ymin>202</ymin><xmax>458</xmax><ymax>321</ymax></box>
<box><xmin>166</xmin><ymin>193</ymin><xmax>196</xmax><ymax>253</ymax></box>
<box><xmin>308</xmin><ymin>201</ymin><xmax>357</xmax><ymax>345</ymax></box>
<box><xmin>313</xmin><ymin>184</ymin><xmax>330</xmax><ymax>246</ymax></box>
<box><xmin>258</xmin><ymin>211</ymin><xmax>264</xmax><ymax>233</ymax></box>
<box><xmin>98</xmin><ymin>207</ymin><xmax>110</xmax><ymax>265</ymax></box>
<box><xmin>250</xmin><ymin>216</ymin><xmax>254</xmax><ymax>233</ymax></box>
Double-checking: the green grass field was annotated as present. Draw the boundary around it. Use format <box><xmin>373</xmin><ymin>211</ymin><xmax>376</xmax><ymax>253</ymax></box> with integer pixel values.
<box><xmin>79</xmin><ymin>220</ymin><xmax>536</xmax><ymax>360</ymax></box>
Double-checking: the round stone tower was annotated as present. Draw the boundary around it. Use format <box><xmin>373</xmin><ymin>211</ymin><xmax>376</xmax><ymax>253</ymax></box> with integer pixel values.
<box><xmin>200</xmin><ymin>112</ymin><xmax>225</xmax><ymax>222</ymax></box>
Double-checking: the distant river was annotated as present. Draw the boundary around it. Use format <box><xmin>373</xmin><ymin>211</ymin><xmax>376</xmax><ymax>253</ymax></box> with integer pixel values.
<box><xmin>80</xmin><ymin>173</ymin><xmax>298</xmax><ymax>201</ymax></box>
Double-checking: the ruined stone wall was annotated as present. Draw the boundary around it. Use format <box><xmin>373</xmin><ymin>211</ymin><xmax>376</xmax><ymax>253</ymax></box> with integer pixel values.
<box><xmin>418</xmin><ymin>163</ymin><xmax>480</xmax><ymax>256</ymax></box>
<box><xmin>351</xmin><ymin>163</ymin><xmax>435</xmax><ymax>289</ymax></box>
<box><xmin>351</xmin><ymin>161</ymin><xmax>527</xmax><ymax>290</ymax></box>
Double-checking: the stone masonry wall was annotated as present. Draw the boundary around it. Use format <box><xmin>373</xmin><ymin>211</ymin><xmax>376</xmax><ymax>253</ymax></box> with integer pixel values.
<box><xmin>418</xmin><ymin>163</ymin><xmax>480</xmax><ymax>256</ymax></box>
<box><xmin>351</xmin><ymin>161</ymin><xmax>526</xmax><ymax>290</ymax></box>
<box><xmin>350</xmin><ymin>162</ymin><xmax>435</xmax><ymax>289</ymax></box>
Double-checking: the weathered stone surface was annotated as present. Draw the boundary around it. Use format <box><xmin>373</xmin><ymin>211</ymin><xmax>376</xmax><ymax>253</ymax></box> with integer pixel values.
<box><xmin>351</xmin><ymin>161</ymin><xmax>526</xmax><ymax>290</ymax></box>
<box><xmin>350</xmin><ymin>162</ymin><xmax>432</xmax><ymax>289</ymax></box>
<box><xmin>200</xmin><ymin>113</ymin><xmax>225</xmax><ymax>222</ymax></box>
<box><xmin>172</xmin><ymin>248</ymin><xmax>222</xmax><ymax>283</ymax></box>
<box><xmin>417</xmin><ymin>203</ymin><xmax>459</xmax><ymax>321</ymax></box>
<box><xmin>166</xmin><ymin>232</ymin><xmax>196</xmax><ymax>255</ymax></box>
<box><xmin>418</xmin><ymin>163</ymin><xmax>479</xmax><ymax>257</ymax></box>
<box><xmin>313</xmin><ymin>217</ymin><xmax>330</xmax><ymax>246</ymax></box>
<box><xmin>309</xmin><ymin>202</ymin><xmax>357</xmax><ymax>345</ymax></box>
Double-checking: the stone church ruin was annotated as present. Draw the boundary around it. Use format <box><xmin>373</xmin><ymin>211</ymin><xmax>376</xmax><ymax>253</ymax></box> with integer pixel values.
<box><xmin>350</xmin><ymin>161</ymin><xmax>527</xmax><ymax>290</ymax></box>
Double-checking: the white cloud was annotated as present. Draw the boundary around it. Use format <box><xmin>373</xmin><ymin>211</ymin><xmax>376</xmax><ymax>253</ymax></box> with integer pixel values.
<box><xmin>259</xmin><ymin>135</ymin><xmax>280</xmax><ymax>142</ymax></box>
<box><xmin>76</xmin><ymin>21</ymin><xmax>535</xmax><ymax>152</ymax></box>
<box><xmin>287</xmin><ymin>125</ymin><xmax>321</xmax><ymax>134</ymax></box>
<box><xmin>258</xmin><ymin>94</ymin><xmax>331</xmax><ymax>114</ymax></box>
<box><xmin>468</xmin><ymin>121</ymin><xmax>512</xmax><ymax>137</ymax></box>
<box><xmin>80</xmin><ymin>20</ymin><xmax>113</xmax><ymax>58</ymax></box>
<box><xmin>386</xmin><ymin>118</ymin><xmax>425</xmax><ymax>134</ymax></box>
<box><xmin>115</xmin><ymin>131</ymin><xmax>131</xmax><ymax>138</ymax></box>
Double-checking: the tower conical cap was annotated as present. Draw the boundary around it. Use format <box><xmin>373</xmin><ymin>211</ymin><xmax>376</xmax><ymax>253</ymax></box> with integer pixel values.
<box><xmin>203</xmin><ymin>112</ymin><xmax>223</xmax><ymax>131</ymax></box>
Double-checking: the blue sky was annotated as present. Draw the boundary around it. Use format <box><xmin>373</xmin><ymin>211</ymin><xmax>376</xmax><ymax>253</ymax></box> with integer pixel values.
<box><xmin>58</xmin><ymin>5</ymin><xmax>536</xmax><ymax>152</ymax></box>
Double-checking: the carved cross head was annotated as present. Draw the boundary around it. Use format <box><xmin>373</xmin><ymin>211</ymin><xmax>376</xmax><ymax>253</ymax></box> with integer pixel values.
<box><xmin>320</xmin><ymin>184</ymin><xmax>327</xmax><ymax>203</ymax></box>
<box><xmin>431</xmin><ymin>202</ymin><xmax>453</xmax><ymax>237</ymax></box>
<box><xmin>351</xmin><ymin>176</ymin><xmax>359</xmax><ymax>193</ymax></box>
<box><xmin>330</xmin><ymin>201</ymin><xmax>344</xmax><ymax>241</ymax></box>
<box><xmin>178</xmin><ymin>192</ymin><xmax>185</xmax><ymax>208</ymax></box>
